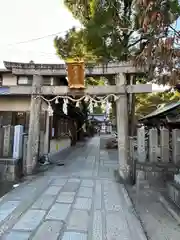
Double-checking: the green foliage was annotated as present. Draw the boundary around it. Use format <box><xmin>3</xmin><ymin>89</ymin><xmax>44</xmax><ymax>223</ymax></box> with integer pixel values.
<box><xmin>54</xmin><ymin>1</ymin><xmax>180</xmax><ymax>120</ymax></box>
<box><xmin>84</xmin><ymin>0</ymin><xmax>134</xmax><ymax>61</ymax></box>
<box><xmin>136</xmin><ymin>92</ymin><xmax>179</xmax><ymax>118</ymax></box>
<box><xmin>85</xmin><ymin>77</ymin><xmax>105</xmax><ymax>86</ymax></box>
<box><xmin>56</xmin><ymin>0</ymin><xmax>135</xmax><ymax>63</ymax></box>
<box><xmin>62</xmin><ymin>0</ymin><xmax>180</xmax><ymax>85</ymax></box>
<box><xmin>93</xmin><ymin>102</ymin><xmax>103</xmax><ymax>114</ymax></box>
<box><xmin>64</xmin><ymin>0</ymin><xmax>90</xmax><ymax>24</ymax></box>
<box><xmin>54</xmin><ymin>28</ymin><xmax>96</xmax><ymax>61</ymax></box>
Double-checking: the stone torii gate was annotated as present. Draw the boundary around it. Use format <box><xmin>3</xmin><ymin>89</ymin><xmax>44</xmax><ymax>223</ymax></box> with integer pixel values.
<box><xmin>4</xmin><ymin>61</ymin><xmax>154</xmax><ymax>180</ymax></box>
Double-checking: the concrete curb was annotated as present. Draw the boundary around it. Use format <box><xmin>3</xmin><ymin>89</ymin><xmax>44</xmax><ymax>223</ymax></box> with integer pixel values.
<box><xmin>159</xmin><ymin>195</ymin><xmax>180</xmax><ymax>225</ymax></box>
<box><xmin>121</xmin><ymin>185</ymin><xmax>148</xmax><ymax>240</ymax></box>
<box><xmin>114</xmin><ymin>170</ymin><xmax>148</xmax><ymax>240</ymax></box>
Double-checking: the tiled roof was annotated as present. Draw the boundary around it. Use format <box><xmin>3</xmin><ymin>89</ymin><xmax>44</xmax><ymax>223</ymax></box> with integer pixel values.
<box><xmin>140</xmin><ymin>101</ymin><xmax>180</xmax><ymax>120</ymax></box>
<box><xmin>0</xmin><ymin>68</ymin><xmax>11</xmax><ymax>73</ymax></box>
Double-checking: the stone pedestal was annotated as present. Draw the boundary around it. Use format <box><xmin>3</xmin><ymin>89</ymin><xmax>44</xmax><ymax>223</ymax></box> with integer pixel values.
<box><xmin>0</xmin><ymin>158</ymin><xmax>22</xmax><ymax>181</ymax></box>
<box><xmin>167</xmin><ymin>172</ymin><xmax>180</xmax><ymax>208</ymax></box>
<box><xmin>167</xmin><ymin>181</ymin><xmax>180</xmax><ymax>208</ymax></box>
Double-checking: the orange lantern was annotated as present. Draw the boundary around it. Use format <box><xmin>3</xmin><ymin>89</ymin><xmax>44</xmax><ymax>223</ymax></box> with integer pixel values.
<box><xmin>66</xmin><ymin>61</ymin><xmax>85</xmax><ymax>89</ymax></box>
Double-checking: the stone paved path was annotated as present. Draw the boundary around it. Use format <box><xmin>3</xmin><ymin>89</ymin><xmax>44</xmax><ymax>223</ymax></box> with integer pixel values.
<box><xmin>0</xmin><ymin>137</ymin><xmax>146</xmax><ymax>240</ymax></box>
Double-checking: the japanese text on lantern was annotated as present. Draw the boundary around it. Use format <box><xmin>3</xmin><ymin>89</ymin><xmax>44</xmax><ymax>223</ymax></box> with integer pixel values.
<box><xmin>66</xmin><ymin>61</ymin><xmax>85</xmax><ymax>89</ymax></box>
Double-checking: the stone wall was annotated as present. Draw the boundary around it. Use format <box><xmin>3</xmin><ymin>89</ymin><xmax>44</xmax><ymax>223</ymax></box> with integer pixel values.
<box><xmin>50</xmin><ymin>138</ymin><xmax>71</xmax><ymax>154</ymax></box>
<box><xmin>0</xmin><ymin>159</ymin><xmax>22</xmax><ymax>182</ymax></box>
<box><xmin>0</xmin><ymin>96</ymin><xmax>48</xmax><ymax>112</ymax></box>
<box><xmin>136</xmin><ymin>126</ymin><xmax>180</xmax><ymax>164</ymax></box>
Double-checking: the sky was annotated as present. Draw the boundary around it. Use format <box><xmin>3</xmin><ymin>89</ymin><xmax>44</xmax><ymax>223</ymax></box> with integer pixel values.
<box><xmin>0</xmin><ymin>0</ymin><xmax>180</xmax><ymax>69</ymax></box>
<box><xmin>0</xmin><ymin>0</ymin><xmax>81</xmax><ymax>68</ymax></box>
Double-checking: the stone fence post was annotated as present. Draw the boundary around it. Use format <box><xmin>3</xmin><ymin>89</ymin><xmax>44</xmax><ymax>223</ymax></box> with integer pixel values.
<box><xmin>172</xmin><ymin>129</ymin><xmax>180</xmax><ymax>164</ymax></box>
<box><xmin>160</xmin><ymin>127</ymin><xmax>169</xmax><ymax>163</ymax></box>
<box><xmin>149</xmin><ymin>128</ymin><xmax>158</xmax><ymax>163</ymax></box>
<box><xmin>137</xmin><ymin>126</ymin><xmax>146</xmax><ymax>163</ymax></box>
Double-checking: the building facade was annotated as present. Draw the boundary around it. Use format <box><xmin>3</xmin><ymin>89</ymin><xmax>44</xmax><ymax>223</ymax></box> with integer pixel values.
<box><xmin>0</xmin><ymin>62</ymin><xmax>86</xmax><ymax>180</ymax></box>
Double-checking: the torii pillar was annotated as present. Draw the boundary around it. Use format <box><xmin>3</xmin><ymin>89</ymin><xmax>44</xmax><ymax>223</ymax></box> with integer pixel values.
<box><xmin>26</xmin><ymin>74</ymin><xmax>43</xmax><ymax>174</ymax></box>
<box><xmin>116</xmin><ymin>73</ymin><xmax>129</xmax><ymax>180</ymax></box>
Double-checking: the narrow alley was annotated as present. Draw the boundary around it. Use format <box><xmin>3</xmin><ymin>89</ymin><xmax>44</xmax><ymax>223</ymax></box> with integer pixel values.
<box><xmin>0</xmin><ymin>137</ymin><xmax>146</xmax><ymax>240</ymax></box>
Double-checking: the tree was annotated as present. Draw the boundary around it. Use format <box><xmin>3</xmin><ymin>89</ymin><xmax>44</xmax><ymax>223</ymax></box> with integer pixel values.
<box><xmin>55</xmin><ymin>1</ymin><xmax>180</xmax><ymax>87</ymax></box>
<box><xmin>54</xmin><ymin>0</ymin><xmax>180</xmax><ymax>136</ymax></box>
<box><xmin>54</xmin><ymin>27</ymin><xmax>97</xmax><ymax>62</ymax></box>
<box><xmin>62</xmin><ymin>1</ymin><xmax>180</xmax><ymax>84</ymax></box>
<box><xmin>136</xmin><ymin>91</ymin><xmax>179</xmax><ymax>118</ymax></box>
<box><xmin>63</xmin><ymin>0</ymin><xmax>137</xmax><ymax>61</ymax></box>
<box><xmin>54</xmin><ymin>0</ymin><xmax>140</xmax><ymax>134</ymax></box>
<box><xmin>133</xmin><ymin>0</ymin><xmax>180</xmax><ymax>84</ymax></box>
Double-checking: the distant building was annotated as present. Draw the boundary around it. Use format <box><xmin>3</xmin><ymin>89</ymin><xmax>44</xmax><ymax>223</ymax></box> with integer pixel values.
<box><xmin>139</xmin><ymin>101</ymin><xmax>180</xmax><ymax>128</ymax></box>
<box><xmin>88</xmin><ymin>114</ymin><xmax>112</xmax><ymax>134</ymax></box>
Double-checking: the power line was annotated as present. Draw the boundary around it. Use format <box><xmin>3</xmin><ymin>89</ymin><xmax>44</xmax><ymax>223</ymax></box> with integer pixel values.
<box><xmin>9</xmin><ymin>30</ymin><xmax>67</xmax><ymax>45</ymax></box>
<box><xmin>3</xmin><ymin>29</ymin><xmax>70</xmax><ymax>47</ymax></box>
<box><xmin>3</xmin><ymin>47</ymin><xmax>59</xmax><ymax>56</ymax></box>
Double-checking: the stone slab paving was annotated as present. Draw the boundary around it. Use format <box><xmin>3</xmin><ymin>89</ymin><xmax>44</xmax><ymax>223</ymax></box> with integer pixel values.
<box><xmin>0</xmin><ymin>137</ymin><xmax>147</xmax><ymax>240</ymax></box>
<box><xmin>127</xmin><ymin>185</ymin><xmax>180</xmax><ymax>240</ymax></box>
<box><xmin>0</xmin><ymin>201</ymin><xmax>21</xmax><ymax>223</ymax></box>
<box><xmin>13</xmin><ymin>209</ymin><xmax>46</xmax><ymax>231</ymax></box>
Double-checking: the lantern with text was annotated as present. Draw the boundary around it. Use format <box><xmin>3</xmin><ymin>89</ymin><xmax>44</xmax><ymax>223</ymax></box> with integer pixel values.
<box><xmin>66</xmin><ymin>61</ymin><xmax>85</xmax><ymax>89</ymax></box>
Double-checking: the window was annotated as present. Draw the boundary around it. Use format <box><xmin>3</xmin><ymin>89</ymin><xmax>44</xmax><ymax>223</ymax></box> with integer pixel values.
<box><xmin>43</xmin><ymin>76</ymin><xmax>53</xmax><ymax>86</ymax></box>
<box><xmin>56</xmin><ymin>118</ymin><xmax>69</xmax><ymax>137</ymax></box>
<box><xmin>17</xmin><ymin>76</ymin><xmax>33</xmax><ymax>85</ymax></box>
<box><xmin>0</xmin><ymin>111</ymin><xmax>13</xmax><ymax>126</ymax></box>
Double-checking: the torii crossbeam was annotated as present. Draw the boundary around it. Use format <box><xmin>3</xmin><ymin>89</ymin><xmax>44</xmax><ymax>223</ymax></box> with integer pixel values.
<box><xmin>2</xmin><ymin>61</ymin><xmax>161</xmax><ymax>180</ymax></box>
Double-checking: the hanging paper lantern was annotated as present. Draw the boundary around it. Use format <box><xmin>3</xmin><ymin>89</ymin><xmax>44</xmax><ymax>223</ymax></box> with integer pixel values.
<box><xmin>66</xmin><ymin>61</ymin><xmax>85</xmax><ymax>89</ymax></box>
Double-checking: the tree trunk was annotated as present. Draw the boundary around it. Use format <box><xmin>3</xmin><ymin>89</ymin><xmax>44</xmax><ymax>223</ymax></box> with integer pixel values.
<box><xmin>70</xmin><ymin>120</ymin><xmax>77</xmax><ymax>146</ymax></box>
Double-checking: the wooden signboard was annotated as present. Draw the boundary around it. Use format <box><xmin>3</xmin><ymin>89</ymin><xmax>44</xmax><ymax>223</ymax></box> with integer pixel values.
<box><xmin>66</xmin><ymin>61</ymin><xmax>85</xmax><ymax>89</ymax></box>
